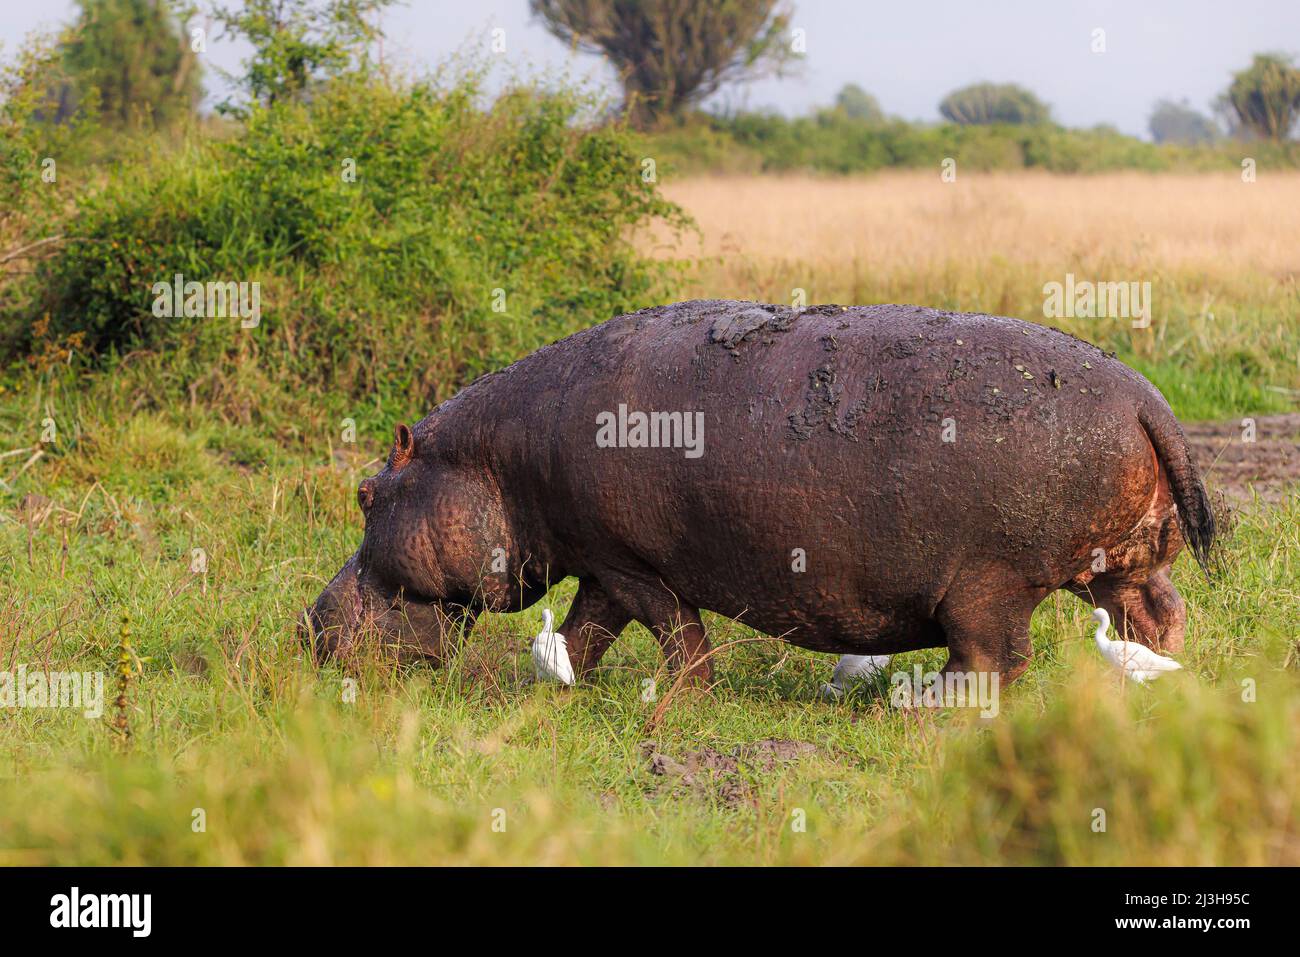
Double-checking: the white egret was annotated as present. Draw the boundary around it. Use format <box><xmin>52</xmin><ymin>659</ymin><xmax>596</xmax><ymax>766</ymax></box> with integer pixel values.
<box><xmin>1090</xmin><ymin>608</ymin><xmax>1182</xmax><ymax>684</ymax></box>
<box><xmin>532</xmin><ymin>608</ymin><xmax>575</xmax><ymax>686</ymax></box>
<box><xmin>821</xmin><ymin>654</ymin><xmax>892</xmax><ymax>700</ymax></box>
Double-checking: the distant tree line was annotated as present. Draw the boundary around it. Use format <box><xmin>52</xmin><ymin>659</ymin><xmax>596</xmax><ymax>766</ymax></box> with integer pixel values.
<box><xmin>19</xmin><ymin>0</ymin><xmax>1300</xmax><ymax>145</ymax></box>
<box><xmin>1147</xmin><ymin>55</ymin><xmax>1300</xmax><ymax>143</ymax></box>
<box><xmin>27</xmin><ymin>0</ymin><xmax>396</xmax><ymax>129</ymax></box>
<box><xmin>532</xmin><ymin>0</ymin><xmax>1300</xmax><ymax>143</ymax></box>
<box><xmin>939</xmin><ymin>82</ymin><xmax>1050</xmax><ymax>126</ymax></box>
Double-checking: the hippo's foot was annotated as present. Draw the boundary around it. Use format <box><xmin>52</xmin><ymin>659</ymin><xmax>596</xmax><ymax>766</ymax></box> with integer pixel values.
<box><xmin>648</xmin><ymin>604</ymin><xmax>712</xmax><ymax>685</ymax></box>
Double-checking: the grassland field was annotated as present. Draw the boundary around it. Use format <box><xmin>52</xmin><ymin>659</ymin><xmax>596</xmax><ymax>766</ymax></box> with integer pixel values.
<box><xmin>1</xmin><ymin>171</ymin><xmax>1297</xmax><ymax>865</ymax></box>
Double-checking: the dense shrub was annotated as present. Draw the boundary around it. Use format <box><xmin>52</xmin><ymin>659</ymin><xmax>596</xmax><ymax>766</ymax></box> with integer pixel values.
<box><xmin>0</xmin><ymin>38</ymin><xmax>92</xmax><ymax>239</ymax></box>
<box><xmin>10</xmin><ymin>73</ymin><xmax>685</xmax><ymax>419</ymax></box>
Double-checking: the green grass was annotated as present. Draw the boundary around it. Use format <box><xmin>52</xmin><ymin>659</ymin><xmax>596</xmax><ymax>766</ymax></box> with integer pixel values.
<box><xmin>1</xmin><ymin>377</ymin><xmax>1296</xmax><ymax>865</ymax></box>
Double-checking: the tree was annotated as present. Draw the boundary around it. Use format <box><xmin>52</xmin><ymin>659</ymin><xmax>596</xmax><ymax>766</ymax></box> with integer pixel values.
<box><xmin>212</xmin><ymin>0</ymin><xmax>394</xmax><ymax>113</ymax></box>
<box><xmin>938</xmin><ymin>82</ymin><xmax>1050</xmax><ymax>126</ymax></box>
<box><xmin>2</xmin><ymin>35</ymin><xmax>94</xmax><ymax>226</ymax></box>
<box><xmin>61</xmin><ymin>0</ymin><xmax>201</xmax><ymax>128</ymax></box>
<box><xmin>531</xmin><ymin>0</ymin><xmax>797</xmax><ymax>129</ymax></box>
<box><xmin>1148</xmin><ymin>98</ymin><xmax>1218</xmax><ymax>144</ymax></box>
<box><xmin>1225</xmin><ymin>53</ymin><xmax>1300</xmax><ymax>141</ymax></box>
<box><xmin>833</xmin><ymin>83</ymin><xmax>883</xmax><ymax>123</ymax></box>
<box><xmin>1211</xmin><ymin>93</ymin><xmax>1246</xmax><ymax>139</ymax></box>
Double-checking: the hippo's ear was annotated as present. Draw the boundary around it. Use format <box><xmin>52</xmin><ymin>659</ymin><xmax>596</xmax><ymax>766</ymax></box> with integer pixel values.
<box><xmin>389</xmin><ymin>423</ymin><xmax>414</xmax><ymax>469</ymax></box>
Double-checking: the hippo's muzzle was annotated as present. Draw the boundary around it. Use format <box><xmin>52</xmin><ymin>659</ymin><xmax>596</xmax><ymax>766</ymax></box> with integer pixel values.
<box><xmin>301</xmin><ymin>552</ymin><xmax>365</xmax><ymax>662</ymax></box>
<box><xmin>301</xmin><ymin>552</ymin><xmax>472</xmax><ymax>664</ymax></box>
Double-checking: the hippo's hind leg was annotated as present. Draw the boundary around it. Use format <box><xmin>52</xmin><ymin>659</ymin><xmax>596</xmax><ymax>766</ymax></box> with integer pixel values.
<box><xmin>1067</xmin><ymin>493</ymin><xmax>1188</xmax><ymax>653</ymax></box>
<box><xmin>935</xmin><ymin>572</ymin><xmax>1049</xmax><ymax>686</ymax></box>
<box><xmin>558</xmin><ymin>577</ymin><xmax>633</xmax><ymax>678</ymax></box>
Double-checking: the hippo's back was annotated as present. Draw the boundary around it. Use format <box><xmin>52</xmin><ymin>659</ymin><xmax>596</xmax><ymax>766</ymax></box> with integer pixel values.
<box><xmin>527</xmin><ymin>299</ymin><xmax>1160</xmax><ymax>515</ymax></box>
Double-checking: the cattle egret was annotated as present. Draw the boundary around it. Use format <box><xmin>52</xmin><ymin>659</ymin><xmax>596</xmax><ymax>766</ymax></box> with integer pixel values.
<box><xmin>821</xmin><ymin>654</ymin><xmax>892</xmax><ymax>700</ymax></box>
<box><xmin>532</xmin><ymin>608</ymin><xmax>575</xmax><ymax>686</ymax></box>
<box><xmin>1091</xmin><ymin>608</ymin><xmax>1182</xmax><ymax>684</ymax></box>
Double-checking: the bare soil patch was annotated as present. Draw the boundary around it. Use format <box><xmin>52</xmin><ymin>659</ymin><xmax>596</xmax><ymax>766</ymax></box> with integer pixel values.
<box><xmin>1186</xmin><ymin>413</ymin><xmax>1300</xmax><ymax>503</ymax></box>
<box><xmin>641</xmin><ymin>739</ymin><xmax>819</xmax><ymax>806</ymax></box>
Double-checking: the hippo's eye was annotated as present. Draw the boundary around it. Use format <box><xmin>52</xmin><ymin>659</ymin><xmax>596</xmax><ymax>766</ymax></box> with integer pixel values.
<box><xmin>357</xmin><ymin>482</ymin><xmax>374</xmax><ymax>512</ymax></box>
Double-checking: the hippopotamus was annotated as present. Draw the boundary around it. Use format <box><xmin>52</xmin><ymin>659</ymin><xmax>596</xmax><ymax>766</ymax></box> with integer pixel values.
<box><xmin>303</xmin><ymin>300</ymin><xmax>1213</xmax><ymax>686</ymax></box>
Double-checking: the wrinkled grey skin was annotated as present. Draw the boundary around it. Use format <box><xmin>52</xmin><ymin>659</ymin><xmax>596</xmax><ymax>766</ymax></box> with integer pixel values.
<box><xmin>303</xmin><ymin>300</ymin><xmax>1213</xmax><ymax>684</ymax></box>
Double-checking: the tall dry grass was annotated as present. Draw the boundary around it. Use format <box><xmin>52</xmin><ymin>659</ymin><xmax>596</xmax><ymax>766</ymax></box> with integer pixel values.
<box><xmin>652</xmin><ymin>171</ymin><xmax>1300</xmax><ymax>278</ymax></box>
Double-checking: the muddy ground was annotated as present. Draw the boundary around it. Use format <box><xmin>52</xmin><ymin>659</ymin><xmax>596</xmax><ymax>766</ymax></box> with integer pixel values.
<box><xmin>641</xmin><ymin>739</ymin><xmax>820</xmax><ymax>806</ymax></box>
<box><xmin>1185</xmin><ymin>413</ymin><xmax>1300</xmax><ymax>504</ymax></box>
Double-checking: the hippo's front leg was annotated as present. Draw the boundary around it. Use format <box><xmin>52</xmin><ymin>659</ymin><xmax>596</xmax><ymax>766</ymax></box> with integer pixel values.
<box><xmin>558</xmin><ymin>578</ymin><xmax>633</xmax><ymax>677</ymax></box>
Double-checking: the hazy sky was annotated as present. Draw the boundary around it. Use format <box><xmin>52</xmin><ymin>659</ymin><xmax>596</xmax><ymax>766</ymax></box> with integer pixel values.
<box><xmin>3</xmin><ymin>0</ymin><xmax>1298</xmax><ymax>137</ymax></box>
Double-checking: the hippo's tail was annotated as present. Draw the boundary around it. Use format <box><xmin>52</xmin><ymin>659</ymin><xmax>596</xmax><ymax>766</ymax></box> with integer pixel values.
<box><xmin>1138</xmin><ymin>402</ymin><xmax>1215</xmax><ymax>579</ymax></box>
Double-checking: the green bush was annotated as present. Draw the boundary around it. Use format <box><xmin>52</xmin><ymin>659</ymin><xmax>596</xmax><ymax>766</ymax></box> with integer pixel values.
<box><xmin>0</xmin><ymin>36</ymin><xmax>94</xmax><ymax>239</ymax></box>
<box><xmin>12</xmin><ymin>72</ymin><xmax>684</xmax><ymax>421</ymax></box>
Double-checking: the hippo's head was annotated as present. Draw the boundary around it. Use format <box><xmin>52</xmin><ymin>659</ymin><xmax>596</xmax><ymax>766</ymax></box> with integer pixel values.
<box><xmin>301</xmin><ymin>422</ymin><xmax>521</xmax><ymax>664</ymax></box>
